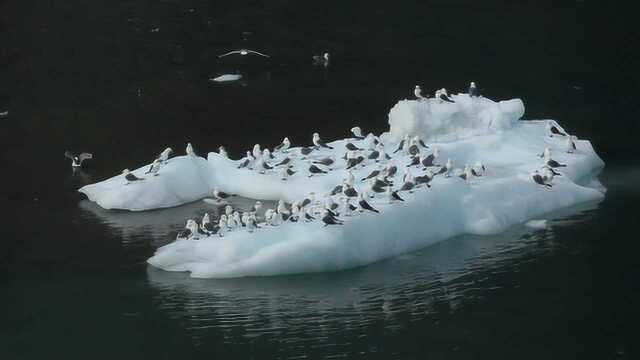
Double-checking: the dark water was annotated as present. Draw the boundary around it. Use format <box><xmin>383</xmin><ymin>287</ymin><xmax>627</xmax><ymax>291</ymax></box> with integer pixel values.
<box><xmin>1</xmin><ymin>0</ymin><xmax>639</xmax><ymax>359</ymax></box>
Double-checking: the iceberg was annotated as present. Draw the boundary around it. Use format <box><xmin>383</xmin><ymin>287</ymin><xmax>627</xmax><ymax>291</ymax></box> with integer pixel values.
<box><xmin>79</xmin><ymin>94</ymin><xmax>605</xmax><ymax>278</ymax></box>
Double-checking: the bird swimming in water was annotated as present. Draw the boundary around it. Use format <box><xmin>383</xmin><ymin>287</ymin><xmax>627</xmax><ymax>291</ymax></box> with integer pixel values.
<box><xmin>122</xmin><ymin>169</ymin><xmax>144</xmax><ymax>184</ymax></box>
<box><xmin>64</xmin><ymin>151</ymin><xmax>92</xmax><ymax>168</ymax></box>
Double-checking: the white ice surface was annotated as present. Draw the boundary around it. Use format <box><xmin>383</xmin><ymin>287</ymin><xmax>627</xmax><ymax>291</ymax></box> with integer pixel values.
<box><xmin>79</xmin><ymin>96</ymin><xmax>605</xmax><ymax>278</ymax></box>
<box><xmin>384</xmin><ymin>94</ymin><xmax>525</xmax><ymax>143</ymax></box>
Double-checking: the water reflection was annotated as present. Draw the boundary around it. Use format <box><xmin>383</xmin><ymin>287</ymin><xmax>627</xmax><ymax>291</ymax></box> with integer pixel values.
<box><xmin>78</xmin><ymin>197</ymin><xmax>275</xmax><ymax>246</ymax></box>
<box><xmin>144</xmin><ymin>199</ymin><xmax>602</xmax><ymax>349</ymax></box>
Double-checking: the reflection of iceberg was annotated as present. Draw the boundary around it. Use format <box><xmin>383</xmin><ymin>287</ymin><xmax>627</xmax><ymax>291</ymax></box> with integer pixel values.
<box><xmin>79</xmin><ymin>94</ymin><xmax>605</xmax><ymax>278</ymax></box>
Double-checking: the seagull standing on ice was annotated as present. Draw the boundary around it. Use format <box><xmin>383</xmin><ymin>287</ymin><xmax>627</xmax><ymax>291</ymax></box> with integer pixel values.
<box><xmin>438</xmin><ymin>88</ymin><xmax>455</xmax><ymax>103</ymax></box>
<box><xmin>358</xmin><ymin>192</ymin><xmax>380</xmax><ymax>213</ymax></box>
<box><xmin>532</xmin><ymin>170</ymin><xmax>553</xmax><ymax>189</ymax></box>
<box><xmin>252</xmin><ymin>144</ymin><xmax>262</xmax><ymax>159</ymax></box>
<box><xmin>566</xmin><ymin>136</ymin><xmax>577</xmax><ymax>153</ymax></box>
<box><xmin>313</xmin><ymin>132</ymin><xmax>333</xmax><ymax>149</ymax></box>
<box><xmin>186</xmin><ymin>143</ymin><xmax>195</xmax><ymax>156</ymax></box>
<box><xmin>145</xmin><ymin>159</ymin><xmax>161</xmax><ymax>176</ymax></box>
<box><xmin>307</xmin><ymin>160</ymin><xmax>328</xmax><ymax>177</ymax></box>
<box><xmin>64</xmin><ymin>151</ymin><xmax>92</xmax><ymax>168</ymax></box>
<box><xmin>274</xmin><ymin>137</ymin><xmax>290</xmax><ymax>153</ymax></box>
<box><xmin>212</xmin><ymin>187</ymin><xmax>231</xmax><ymax>201</ymax></box>
<box><xmin>218</xmin><ymin>146</ymin><xmax>229</xmax><ymax>159</ymax></box>
<box><xmin>469</xmin><ymin>82</ymin><xmax>479</xmax><ymax>97</ymax></box>
<box><xmin>351</xmin><ymin>127</ymin><xmax>365</xmax><ymax>139</ymax></box>
<box><xmin>414</xmin><ymin>85</ymin><xmax>427</xmax><ymax>101</ymax></box>
<box><xmin>158</xmin><ymin>147</ymin><xmax>173</xmax><ymax>164</ymax></box>
<box><xmin>547</xmin><ymin>121</ymin><xmax>568</xmax><ymax>137</ymax></box>
<box><xmin>122</xmin><ymin>169</ymin><xmax>144</xmax><ymax>184</ymax></box>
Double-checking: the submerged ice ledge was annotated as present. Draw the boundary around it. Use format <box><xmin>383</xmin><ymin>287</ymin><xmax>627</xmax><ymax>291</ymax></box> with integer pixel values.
<box><xmin>79</xmin><ymin>94</ymin><xmax>605</xmax><ymax>278</ymax></box>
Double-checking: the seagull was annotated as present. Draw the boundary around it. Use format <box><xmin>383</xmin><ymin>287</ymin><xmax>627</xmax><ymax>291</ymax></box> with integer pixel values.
<box><xmin>212</xmin><ymin>188</ymin><xmax>231</xmax><ymax>200</ymax></box>
<box><xmin>145</xmin><ymin>159</ymin><xmax>161</xmax><ymax>176</ymax></box>
<box><xmin>343</xmin><ymin>185</ymin><xmax>358</xmax><ymax>198</ymax></box>
<box><xmin>394</xmin><ymin>135</ymin><xmax>410</xmax><ymax>153</ymax></box>
<box><xmin>386</xmin><ymin>186</ymin><xmax>404</xmax><ymax>202</ymax></box>
<box><xmin>438</xmin><ymin>88</ymin><xmax>455</xmax><ymax>103</ymax></box>
<box><xmin>307</xmin><ymin>161</ymin><xmax>328</xmax><ymax>177</ymax></box>
<box><xmin>321</xmin><ymin>210</ymin><xmax>342</xmax><ymax>226</ymax></box>
<box><xmin>312</xmin><ymin>53</ymin><xmax>330</xmax><ymax>67</ymax></box>
<box><xmin>237</xmin><ymin>151</ymin><xmax>255</xmax><ymax>169</ymax></box>
<box><xmin>566</xmin><ymin>136</ymin><xmax>577</xmax><ymax>153</ymax></box>
<box><xmin>218</xmin><ymin>146</ymin><xmax>229</xmax><ymax>159</ymax></box>
<box><xmin>186</xmin><ymin>143</ymin><xmax>195</xmax><ymax>156</ymax></box>
<box><xmin>275</xmin><ymin>157</ymin><xmax>292</xmax><ymax>167</ymax></box>
<box><xmin>547</xmin><ymin>121</ymin><xmax>568</xmax><ymax>137</ymax></box>
<box><xmin>299</xmin><ymin>147</ymin><xmax>314</xmax><ymax>157</ymax></box>
<box><xmin>64</xmin><ymin>151</ymin><xmax>92</xmax><ymax>168</ymax></box>
<box><xmin>358</xmin><ymin>192</ymin><xmax>380</xmax><ymax>213</ymax></box>
<box><xmin>262</xmin><ymin>148</ymin><xmax>275</xmax><ymax>160</ymax></box>
<box><xmin>313</xmin><ymin>132</ymin><xmax>333</xmax><ymax>149</ymax></box>
<box><xmin>532</xmin><ymin>170</ymin><xmax>553</xmax><ymax>189</ymax></box>
<box><xmin>459</xmin><ymin>165</ymin><xmax>473</xmax><ymax>182</ymax></box>
<box><xmin>345</xmin><ymin>142</ymin><xmax>362</xmax><ymax>151</ymax></box>
<box><xmin>122</xmin><ymin>169</ymin><xmax>144</xmax><ymax>184</ymax></box>
<box><xmin>313</xmin><ymin>156</ymin><xmax>335</xmax><ymax>167</ymax></box>
<box><xmin>469</xmin><ymin>81</ymin><xmax>479</xmax><ymax>97</ymax></box>
<box><xmin>274</xmin><ymin>137</ymin><xmax>291</xmax><ymax>152</ymax></box>
<box><xmin>219</xmin><ymin>49</ymin><xmax>270</xmax><ymax>58</ymax></box>
<box><xmin>158</xmin><ymin>147</ymin><xmax>173</xmax><ymax>163</ymax></box>
<box><xmin>351</xmin><ymin>126</ymin><xmax>365</xmax><ymax>139</ymax></box>
<box><xmin>414</xmin><ymin>85</ymin><xmax>427</xmax><ymax>101</ymax></box>
<box><xmin>252</xmin><ymin>144</ymin><xmax>262</xmax><ymax>159</ymax></box>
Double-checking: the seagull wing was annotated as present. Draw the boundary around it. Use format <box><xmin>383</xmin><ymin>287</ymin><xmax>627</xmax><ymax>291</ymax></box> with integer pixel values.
<box><xmin>64</xmin><ymin>150</ymin><xmax>75</xmax><ymax>160</ymax></box>
<box><xmin>78</xmin><ymin>153</ymin><xmax>93</xmax><ymax>162</ymax></box>
<box><xmin>218</xmin><ymin>50</ymin><xmax>242</xmax><ymax>58</ymax></box>
<box><xmin>246</xmin><ymin>50</ymin><xmax>270</xmax><ymax>58</ymax></box>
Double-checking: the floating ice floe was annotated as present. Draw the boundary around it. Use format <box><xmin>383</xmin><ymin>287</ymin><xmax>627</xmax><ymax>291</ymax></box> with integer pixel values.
<box><xmin>210</xmin><ymin>74</ymin><xmax>243</xmax><ymax>82</ymax></box>
<box><xmin>79</xmin><ymin>93</ymin><xmax>605</xmax><ymax>278</ymax></box>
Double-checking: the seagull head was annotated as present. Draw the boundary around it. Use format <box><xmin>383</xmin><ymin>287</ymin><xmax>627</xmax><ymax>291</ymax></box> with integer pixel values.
<box><xmin>284</xmin><ymin>137</ymin><xmax>290</xmax><ymax>144</ymax></box>
<box><xmin>470</xmin><ymin>81</ymin><xmax>476</xmax><ymax>87</ymax></box>
<box><xmin>122</xmin><ymin>169</ymin><xmax>130</xmax><ymax>175</ymax></box>
<box><xmin>324</xmin><ymin>53</ymin><xmax>330</xmax><ymax>60</ymax></box>
<box><xmin>313</xmin><ymin>132</ymin><xmax>320</xmax><ymax>140</ymax></box>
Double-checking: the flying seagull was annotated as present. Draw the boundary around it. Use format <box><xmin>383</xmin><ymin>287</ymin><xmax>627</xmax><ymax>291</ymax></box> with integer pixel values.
<box><xmin>218</xmin><ymin>49</ymin><xmax>270</xmax><ymax>58</ymax></box>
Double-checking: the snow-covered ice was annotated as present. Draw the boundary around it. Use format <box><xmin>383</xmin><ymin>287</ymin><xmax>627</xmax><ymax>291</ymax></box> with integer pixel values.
<box><xmin>79</xmin><ymin>94</ymin><xmax>605</xmax><ymax>278</ymax></box>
